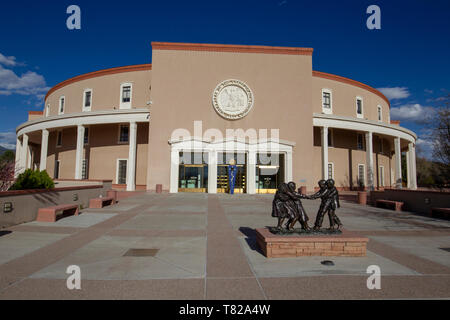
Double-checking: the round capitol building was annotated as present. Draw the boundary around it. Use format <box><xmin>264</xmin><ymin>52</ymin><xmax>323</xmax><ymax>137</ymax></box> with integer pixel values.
<box><xmin>15</xmin><ymin>42</ymin><xmax>417</xmax><ymax>193</ymax></box>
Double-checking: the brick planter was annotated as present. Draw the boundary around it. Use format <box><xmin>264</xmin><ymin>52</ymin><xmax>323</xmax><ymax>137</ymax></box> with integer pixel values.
<box><xmin>256</xmin><ymin>228</ymin><xmax>368</xmax><ymax>258</ymax></box>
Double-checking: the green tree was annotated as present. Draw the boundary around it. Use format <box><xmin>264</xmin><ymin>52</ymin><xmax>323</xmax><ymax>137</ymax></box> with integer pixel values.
<box><xmin>0</xmin><ymin>150</ymin><xmax>15</xmax><ymax>162</ymax></box>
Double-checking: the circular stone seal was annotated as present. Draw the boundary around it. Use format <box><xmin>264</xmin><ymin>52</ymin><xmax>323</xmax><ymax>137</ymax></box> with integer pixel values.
<box><xmin>212</xmin><ymin>79</ymin><xmax>254</xmax><ymax>120</ymax></box>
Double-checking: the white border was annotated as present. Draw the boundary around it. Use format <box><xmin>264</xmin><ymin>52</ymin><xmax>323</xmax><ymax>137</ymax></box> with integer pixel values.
<box><xmin>58</xmin><ymin>96</ymin><xmax>65</xmax><ymax>115</ymax></box>
<box><xmin>379</xmin><ymin>165</ymin><xmax>385</xmax><ymax>187</ymax></box>
<box><xmin>357</xmin><ymin>163</ymin><xmax>365</xmax><ymax>187</ymax></box>
<box><xmin>356</xmin><ymin>96</ymin><xmax>363</xmax><ymax>119</ymax></box>
<box><xmin>83</xmin><ymin>89</ymin><xmax>93</xmax><ymax>112</ymax></box>
<box><xmin>119</xmin><ymin>82</ymin><xmax>132</xmax><ymax>109</ymax></box>
<box><xmin>116</xmin><ymin>158</ymin><xmax>128</xmax><ymax>184</ymax></box>
<box><xmin>321</xmin><ymin>88</ymin><xmax>333</xmax><ymax>114</ymax></box>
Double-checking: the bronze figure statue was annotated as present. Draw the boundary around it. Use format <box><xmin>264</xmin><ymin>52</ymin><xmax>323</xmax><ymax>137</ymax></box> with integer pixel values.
<box><xmin>306</xmin><ymin>179</ymin><xmax>343</xmax><ymax>231</ymax></box>
<box><xmin>271</xmin><ymin>179</ymin><xmax>343</xmax><ymax>234</ymax></box>
<box><xmin>271</xmin><ymin>182</ymin><xmax>310</xmax><ymax>231</ymax></box>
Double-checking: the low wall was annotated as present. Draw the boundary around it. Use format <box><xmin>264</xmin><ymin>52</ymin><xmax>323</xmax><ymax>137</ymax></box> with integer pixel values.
<box><xmin>0</xmin><ymin>180</ymin><xmax>112</xmax><ymax>228</ymax></box>
<box><xmin>370</xmin><ymin>188</ymin><xmax>450</xmax><ymax>215</ymax></box>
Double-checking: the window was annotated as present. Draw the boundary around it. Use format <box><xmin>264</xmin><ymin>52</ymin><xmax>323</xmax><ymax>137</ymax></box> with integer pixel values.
<box><xmin>120</xmin><ymin>83</ymin><xmax>132</xmax><ymax>109</ymax></box>
<box><xmin>356</xmin><ymin>97</ymin><xmax>363</xmax><ymax>118</ymax></box>
<box><xmin>56</xmin><ymin>131</ymin><xmax>63</xmax><ymax>147</ymax></box>
<box><xmin>83</xmin><ymin>89</ymin><xmax>92</xmax><ymax>111</ymax></box>
<box><xmin>117</xmin><ymin>159</ymin><xmax>128</xmax><ymax>184</ymax></box>
<box><xmin>59</xmin><ymin>96</ymin><xmax>65</xmax><ymax>115</ymax></box>
<box><xmin>328</xmin><ymin>128</ymin><xmax>334</xmax><ymax>147</ymax></box>
<box><xmin>118</xmin><ymin>124</ymin><xmax>129</xmax><ymax>143</ymax></box>
<box><xmin>84</xmin><ymin>127</ymin><xmax>89</xmax><ymax>145</ymax></box>
<box><xmin>46</xmin><ymin>104</ymin><xmax>50</xmax><ymax>117</ymax></box>
<box><xmin>54</xmin><ymin>160</ymin><xmax>60</xmax><ymax>179</ymax></box>
<box><xmin>357</xmin><ymin>133</ymin><xmax>364</xmax><ymax>150</ymax></box>
<box><xmin>379</xmin><ymin>166</ymin><xmax>385</xmax><ymax>187</ymax></box>
<box><xmin>358</xmin><ymin>164</ymin><xmax>365</xmax><ymax>187</ymax></box>
<box><xmin>322</xmin><ymin>89</ymin><xmax>332</xmax><ymax>114</ymax></box>
<box><xmin>328</xmin><ymin>163</ymin><xmax>334</xmax><ymax>179</ymax></box>
<box><xmin>379</xmin><ymin>138</ymin><xmax>384</xmax><ymax>153</ymax></box>
<box><xmin>377</xmin><ymin>105</ymin><xmax>382</xmax><ymax>122</ymax></box>
<box><xmin>82</xmin><ymin>159</ymin><xmax>88</xmax><ymax>180</ymax></box>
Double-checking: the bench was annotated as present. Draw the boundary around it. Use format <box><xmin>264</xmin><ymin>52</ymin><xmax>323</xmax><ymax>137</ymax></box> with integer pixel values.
<box><xmin>89</xmin><ymin>196</ymin><xmax>115</xmax><ymax>209</ymax></box>
<box><xmin>376</xmin><ymin>199</ymin><xmax>404</xmax><ymax>211</ymax></box>
<box><xmin>37</xmin><ymin>204</ymin><xmax>79</xmax><ymax>222</ymax></box>
<box><xmin>430</xmin><ymin>207</ymin><xmax>450</xmax><ymax>220</ymax></box>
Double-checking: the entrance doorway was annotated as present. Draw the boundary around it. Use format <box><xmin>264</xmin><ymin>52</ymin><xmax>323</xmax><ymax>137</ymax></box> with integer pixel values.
<box><xmin>217</xmin><ymin>152</ymin><xmax>247</xmax><ymax>193</ymax></box>
<box><xmin>178</xmin><ymin>152</ymin><xmax>208</xmax><ymax>192</ymax></box>
<box><xmin>256</xmin><ymin>153</ymin><xmax>285</xmax><ymax>194</ymax></box>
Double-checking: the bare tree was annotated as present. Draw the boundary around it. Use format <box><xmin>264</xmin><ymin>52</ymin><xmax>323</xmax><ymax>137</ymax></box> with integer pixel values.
<box><xmin>0</xmin><ymin>160</ymin><xmax>15</xmax><ymax>191</ymax></box>
<box><xmin>432</xmin><ymin>94</ymin><xmax>450</xmax><ymax>166</ymax></box>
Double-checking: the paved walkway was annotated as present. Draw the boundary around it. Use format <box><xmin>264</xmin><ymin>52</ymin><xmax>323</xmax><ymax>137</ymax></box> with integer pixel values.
<box><xmin>0</xmin><ymin>193</ymin><xmax>449</xmax><ymax>299</ymax></box>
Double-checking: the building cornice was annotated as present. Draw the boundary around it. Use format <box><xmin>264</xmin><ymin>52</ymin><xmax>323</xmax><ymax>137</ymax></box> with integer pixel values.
<box><xmin>44</xmin><ymin>64</ymin><xmax>152</xmax><ymax>102</ymax></box>
<box><xmin>312</xmin><ymin>71</ymin><xmax>390</xmax><ymax>108</ymax></box>
<box><xmin>16</xmin><ymin>109</ymin><xmax>150</xmax><ymax>135</ymax></box>
<box><xmin>313</xmin><ymin>113</ymin><xmax>416</xmax><ymax>142</ymax></box>
<box><xmin>151</xmin><ymin>42</ymin><xmax>314</xmax><ymax>56</ymax></box>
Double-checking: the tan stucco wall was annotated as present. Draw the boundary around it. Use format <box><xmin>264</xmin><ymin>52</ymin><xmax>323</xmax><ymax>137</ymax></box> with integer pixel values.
<box><xmin>147</xmin><ymin>49</ymin><xmax>315</xmax><ymax>190</ymax></box>
<box><xmin>44</xmin><ymin>70</ymin><xmax>152</xmax><ymax>116</ymax></box>
<box><xmin>312</xmin><ymin>76</ymin><xmax>390</xmax><ymax>123</ymax></box>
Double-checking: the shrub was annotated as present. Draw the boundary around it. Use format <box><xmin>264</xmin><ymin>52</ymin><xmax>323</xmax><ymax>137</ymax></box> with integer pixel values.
<box><xmin>9</xmin><ymin>169</ymin><xmax>55</xmax><ymax>190</ymax></box>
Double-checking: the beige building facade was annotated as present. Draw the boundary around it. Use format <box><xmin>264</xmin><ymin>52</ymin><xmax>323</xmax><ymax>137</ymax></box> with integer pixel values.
<box><xmin>15</xmin><ymin>42</ymin><xmax>418</xmax><ymax>193</ymax></box>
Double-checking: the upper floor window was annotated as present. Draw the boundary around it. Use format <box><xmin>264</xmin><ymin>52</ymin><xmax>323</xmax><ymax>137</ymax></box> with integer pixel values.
<box><xmin>377</xmin><ymin>105</ymin><xmax>382</xmax><ymax>122</ymax></box>
<box><xmin>59</xmin><ymin>96</ymin><xmax>65</xmax><ymax>115</ymax></box>
<box><xmin>56</xmin><ymin>130</ymin><xmax>63</xmax><ymax>147</ymax></box>
<box><xmin>118</xmin><ymin>124</ymin><xmax>129</xmax><ymax>143</ymax></box>
<box><xmin>322</xmin><ymin>89</ymin><xmax>332</xmax><ymax>114</ymax></box>
<box><xmin>120</xmin><ymin>83</ymin><xmax>132</xmax><ymax>109</ymax></box>
<box><xmin>356</xmin><ymin>97</ymin><xmax>363</xmax><ymax>118</ymax></box>
<box><xmin>357</xmin><ymin>133</ymin><xmax>364</xmax><ymax>150</ymax></box>
<box><xmin>46</xmin><ymin>104</ymin><xmax>50</xmax><ymax>117</ymax></box>
<box><xmin>83</xmin><ymin>89</ymin><xmax>92</xmax><ymax>111</ymax></box>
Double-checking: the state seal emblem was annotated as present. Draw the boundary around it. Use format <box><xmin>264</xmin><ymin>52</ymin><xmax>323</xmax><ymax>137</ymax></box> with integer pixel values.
<box><xmin>212</xmin><ymin>79</ymin><xmax>254</xmax><ymax>120</ymax></box>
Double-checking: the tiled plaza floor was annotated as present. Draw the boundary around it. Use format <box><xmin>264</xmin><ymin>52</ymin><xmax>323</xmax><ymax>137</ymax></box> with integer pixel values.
<box><xmin>0</xmin><ymin>192</ymin><xmax>449</xmax><ymax>299</ymax></box>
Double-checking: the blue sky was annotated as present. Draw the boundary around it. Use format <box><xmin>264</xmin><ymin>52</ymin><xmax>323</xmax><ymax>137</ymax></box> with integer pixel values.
<box><xmin>0</xmin><ymin>0</ymin><xmax>449</xmax><ymax>156</ymax></box>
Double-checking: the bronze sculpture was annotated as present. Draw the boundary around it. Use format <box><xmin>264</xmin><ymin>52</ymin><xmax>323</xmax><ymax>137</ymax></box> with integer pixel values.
<box><xmin>271</xmin><ymin>179</ymin><xmax>342</xmax><ymax>234</ymax></box>
<box><xmin>271</xmin><ymin>182</ymin><xmax>309</xmax><ymax>231</ymax></box>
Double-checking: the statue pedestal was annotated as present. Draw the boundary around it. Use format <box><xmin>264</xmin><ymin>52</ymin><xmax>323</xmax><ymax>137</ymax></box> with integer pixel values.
<box><xmin>255</xmin><ymin>228</ymin><xmax>369</xmax><ymax>258</ymax></box>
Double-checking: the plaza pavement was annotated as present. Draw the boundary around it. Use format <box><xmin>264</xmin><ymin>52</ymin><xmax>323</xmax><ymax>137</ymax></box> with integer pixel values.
<box><xmin>0</xmin><ymin>192</ymin><xmax>449</xmax><ymax>299</ymax></box>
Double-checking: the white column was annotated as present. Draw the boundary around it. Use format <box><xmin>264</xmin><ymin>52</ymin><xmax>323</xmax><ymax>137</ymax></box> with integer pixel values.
<box><xmin>208</xmin><ymin>150</ymin><xmax>217</xmax><ymax>194</ymax></box>
<box><xmin>406</xmin><ymin>149</ymin><xmax>411</xmax><ymax>188</ymax></box>
<box><xmin>394</xmin><ymin>137</ymin><xmax>402</xmax><ymax>188</ymax></box>
<box><xmin>365</xmin><ymin>131</ymin><xmax>374</xmax><ymax>191</ymax></box>
<box><xmin>286</xmin><ymin>151</ymin><xmax>293</xmax><ymax>182</ymax></box>
<box><xmin>170</xmin><ymin>148</ymin><xmax>179</xmax><ymax>193</ymax></box>
<box><xmin>126</xmin><ymin>121</ymin><xmax>137</xmax><ymax>191</ymax></box>
<box><xmin>39</xmin><ymin>129</ymin><xmax>49</xmax><ymax>172</ymax></box>
<box><xmin>408</xmin><ymin>142</ymin><xmax>417</xmax><ymax>190</ymax></box>
<box><xmin>20</xmin><ymin>133</ymin><xmax>29</xmax><ymax>171</ymax></box>
<box><xmin>74</xmin><ymin>125</ymin><xmax>85</xmax><ymax>179</ymax></box>
<box><xmin>247</xmin><ymin>149</ymin><xmax>256</xmax><ymax>194</ymax></box>
<box><xmin>320</xmin><ymin>126</ymin><xmax>328</xmax><ymax>180</ymax></box>
<box><xmin>15</xmin><ymin>137</ymin><xmax>22</xmax><ymax>177</ymax></box>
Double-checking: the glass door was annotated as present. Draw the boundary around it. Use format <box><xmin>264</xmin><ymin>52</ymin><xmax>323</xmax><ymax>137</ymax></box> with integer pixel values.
<box><xmin>256</xmin><ymin>153</ymin><xmax>284</xmax><ymax>194</ymax></box>
<box><xmin>217</xmin><ymin>152</ymin><xmax>246</xmax><ymax>193</ymax></box>
<box><xmin>178</xmin><ymin>152</ymin><xmax>208</xmax><ymax>192</ymax></box>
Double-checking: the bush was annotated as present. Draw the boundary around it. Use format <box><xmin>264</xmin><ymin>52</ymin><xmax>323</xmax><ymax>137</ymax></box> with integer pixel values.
<box><xmin>9</xmin><ymin>169</ymin><xmax>55</xmax><ymax>190</ymax></box>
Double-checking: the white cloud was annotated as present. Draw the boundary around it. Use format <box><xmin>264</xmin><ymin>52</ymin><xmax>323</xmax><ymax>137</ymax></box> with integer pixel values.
<box><xmin>377</xmin><ymin>87</ymin><xmax>410</xmax><ymax>100</ymax></box>
<box><xmin>390</xmin><ymin>103</ymin><xmax>436</xmax><ymax>124</ymax></box>
<box><xmin>0</xmin><ymin>53</ymin><xmax>19</xmax><ymax>67</ymax></box>
<box><xmin>0</xmin><ymin>132</ymin><xmax>16</xmax><ymax>150</ymax></box>
<box><xmin>0</xmin><ymin>65</ymin><xmax>49</xmax><ymax>97</ymax></box>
